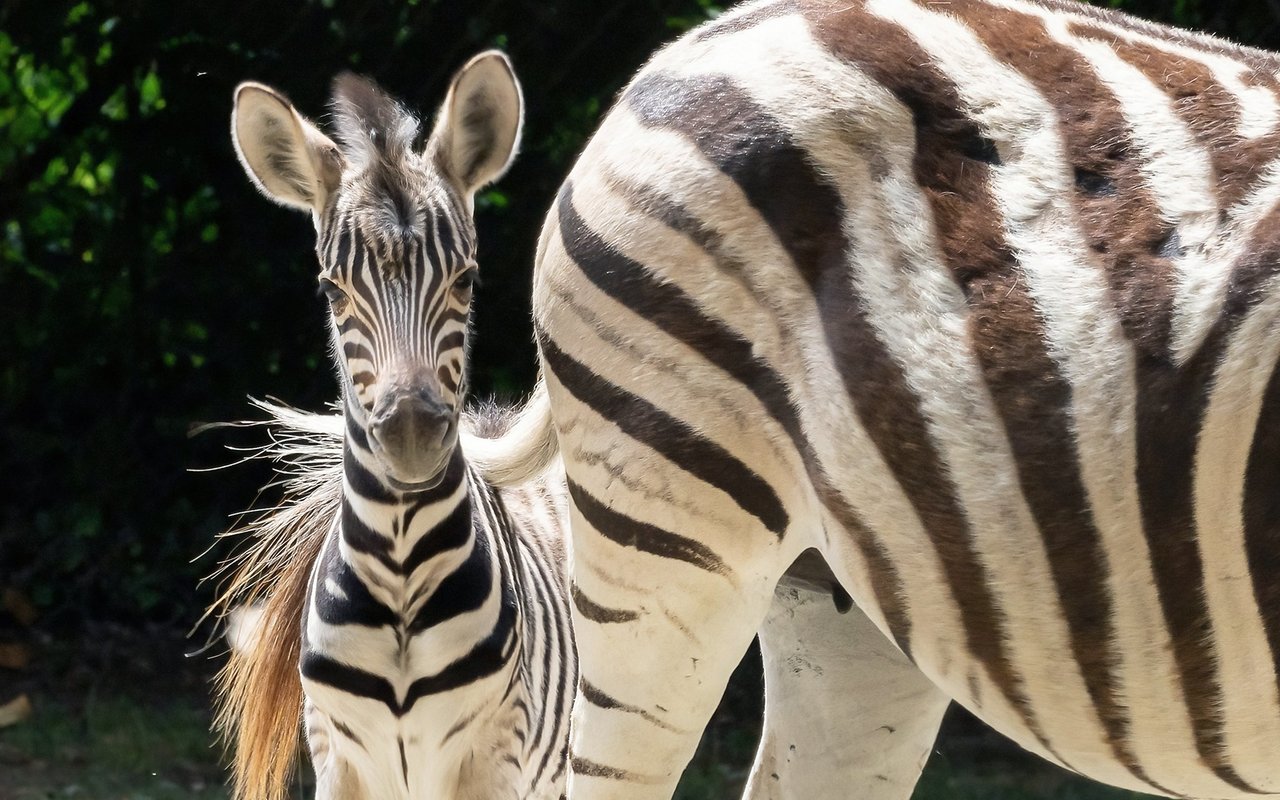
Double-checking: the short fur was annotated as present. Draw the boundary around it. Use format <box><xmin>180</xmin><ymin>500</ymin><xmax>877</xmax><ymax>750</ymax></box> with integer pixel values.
<box><xmin>218</xmin><ymin>53</ymin><xmax>576</xmax><ymax>800</ymax></box>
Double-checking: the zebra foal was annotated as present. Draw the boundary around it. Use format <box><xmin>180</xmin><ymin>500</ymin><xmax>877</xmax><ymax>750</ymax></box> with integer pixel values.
<box><xmin>469</xmin><ymin>0</ymin><xmax>1280</xmax><ymax>798</ymax></box>
<box><xmin>209</xmin><ymin>53</ymin><xmax>574</xmax><ymax>800</ymax></box>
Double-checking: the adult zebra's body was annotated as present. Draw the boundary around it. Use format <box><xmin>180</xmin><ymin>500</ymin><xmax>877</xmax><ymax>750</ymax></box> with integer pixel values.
<box><xmin>479</xmin><ymin>0</ymin><xmax>1280</xmax><ymax>797</ymax></box>
<box><xmin>211</xmin><ymin>54</ymin><xmax>575</xmax><ymax>800</ymax></box>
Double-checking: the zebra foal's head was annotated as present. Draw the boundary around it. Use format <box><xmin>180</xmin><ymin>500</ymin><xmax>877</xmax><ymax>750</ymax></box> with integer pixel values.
<box><xmin>230</xmin><ymin>53</ymin><xmax>523</xmax><ymax>490</ymax></box>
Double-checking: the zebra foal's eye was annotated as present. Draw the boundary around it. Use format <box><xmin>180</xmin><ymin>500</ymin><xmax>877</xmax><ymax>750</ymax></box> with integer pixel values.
<box><xmin>318</xmin><ymin>278</ymin><xmax>350</xmax><ymax>315</ymax></box>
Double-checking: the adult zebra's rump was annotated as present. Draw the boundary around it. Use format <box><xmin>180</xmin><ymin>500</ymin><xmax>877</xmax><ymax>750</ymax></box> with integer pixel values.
<box><xmin>475</xmin><ymin>0</ymin><xmax>1280</xmax><ymax>797</ymax></box>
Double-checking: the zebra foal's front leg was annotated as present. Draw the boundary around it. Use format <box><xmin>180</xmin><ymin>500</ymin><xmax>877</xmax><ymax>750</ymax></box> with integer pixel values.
<box><xmin>746</xmin><ymin>585</ymin><xmax>948</xmax><ymax>800</ymax></box>
<box><xmin>305</xmin><ymin>699</ymin><xmax>367</xmax><ymax>800</ymax></box>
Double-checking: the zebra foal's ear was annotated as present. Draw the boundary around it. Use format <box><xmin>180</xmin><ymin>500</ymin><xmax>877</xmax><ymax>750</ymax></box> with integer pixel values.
<box><xmin>430</xmin><ymin>50</ymin><xmax>524</xmax><ymax>201</ymax></box>
<box><xmin>231</xmin><ymin>82</ymin><xmax>344</xmax><ymax>214</ymax></box>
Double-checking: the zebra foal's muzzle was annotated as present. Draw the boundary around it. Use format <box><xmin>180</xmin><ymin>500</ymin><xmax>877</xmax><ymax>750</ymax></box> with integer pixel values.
<box><xmin>367</xmin><ymin>379</ymin><xmax>456</xmax><ymax>491</ymax></box>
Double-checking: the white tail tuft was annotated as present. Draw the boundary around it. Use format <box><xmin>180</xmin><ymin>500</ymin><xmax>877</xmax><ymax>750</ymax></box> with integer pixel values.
<box><xmin>225</xmin><ymin>604</ymin><xmax>266</xmax><ymax>654</ymax></box>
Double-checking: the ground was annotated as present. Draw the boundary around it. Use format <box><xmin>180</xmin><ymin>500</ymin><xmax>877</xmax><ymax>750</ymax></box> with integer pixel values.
<box><xmin>0</xmin><ymin>624</ymin><xmax>1151</xmax><ymax>800</ymax></box>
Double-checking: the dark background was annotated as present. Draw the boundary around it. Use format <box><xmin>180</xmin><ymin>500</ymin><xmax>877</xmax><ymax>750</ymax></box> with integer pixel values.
<box><xmin>2</xmin><ymin>0</ymin><xmax>1280</xmax><ymax>795</ymax></box>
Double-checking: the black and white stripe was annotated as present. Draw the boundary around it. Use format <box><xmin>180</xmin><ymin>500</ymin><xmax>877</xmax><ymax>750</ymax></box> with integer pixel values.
<box><xmin>300</xmin><ymin>442</ymin><xmax>574</xmax><ymax>799</ymax></box>
<box><xmin>222</xmin><ymin>54</ymin><xmax>573</xmax><ymax>800</ymax></box>
<box><xmin>511</xmin><ymin>1</ymin><xmax>1280</xmax><ymax>797</ymax></box>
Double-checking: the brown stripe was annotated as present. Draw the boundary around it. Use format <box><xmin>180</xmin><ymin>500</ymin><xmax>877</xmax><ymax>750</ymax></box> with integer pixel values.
<box><xmin>694</xmin><ymin>0</ymin><xmax>796</xmax><ymax>41</ymax></box>
<box><xmin>554</xmin><ymin>183</ymin><xmax>790</xmax><ymax>537</ymax></box>
<box><xmin>1068</xmin><ymin>20</ymin><xmax>1280</xmax><ymax>210</ymax></box>
<box><xmin>1244</xmin><ymin>318</ymin><xmax>1280</xmax><ymax>714</ymax></box>
<box><xmin>562</xmin><ymin>474</ymin><xmax>728</xmax><ymax>576</ymax></box>
<box><xmin>1233</xmin><ymin>210</ymin><xmax>1280</xmax><ymax>726</ymax></box>
<box><xmin>572</xmin><ymin>585</ymin><xmax>639</xmax><ymax>624</ymax></box>
<box><xmin>730</xmin><ymin>3</ymin><xmax>1053</xmax><ymax>758</ymax></box>
<box><xmin>570</xmin><ymin>756</ymin><xmax>653</xmax><ymax>783</ymax></box>
<box><xmin>1131</xmin><ymin>236</ymin><xmax>1280</xmax><ymax>796</ymax></box>
<box><xmin>802</xmin><ymin>0</ymin><xmax>1065</xmax><ymax>761</ymax></box>
<box><xmin>947</xmin><ymin>2</ymin><xmax>1176</xmax><ymax>355</ymax></box>
<box><xmin>1032</xmin><ymin>0</ymin><xmax>1280</xmax><ymax>73</ymax></box>
<box><xmin>580</xmin><ymin>680</ymin><xmax>680</xmax><ymax>731</ymax></box>
<box><xmin>948</xmin><ymin>3</ymin><xmax>1245</xmax><ymax>791</ymax></box>
<box><xmin>604</xmin><ymin>173</ymin><xmax>916</xmax><ymax>655</ymax></box>
<box><xmin>571</xmin><ymin>757</ymin><xmax>629</xmax><ymax>781</ymax></box>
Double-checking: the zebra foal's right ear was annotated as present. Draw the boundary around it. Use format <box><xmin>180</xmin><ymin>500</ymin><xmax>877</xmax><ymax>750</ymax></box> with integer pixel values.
<box><xmin>430</xmin><ymin>50</ymin><xmax>524</xmax><ymax>203</ymax></box>
<box><xmin>231</xmin><ymin>82</ymin><xmax>344</xmax><ymax>214</ymax></box>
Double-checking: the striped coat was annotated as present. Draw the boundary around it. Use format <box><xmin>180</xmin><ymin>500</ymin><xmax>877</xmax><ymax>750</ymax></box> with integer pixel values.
<box><xmin>513</xmin><ymin>0</ymin><xmax>1280</xmax><ymax>796</ymax></box>
<box><xmin>213</xmin><ymin>55</ymin><xmax>578</xmax><ymax>800</ymax></box>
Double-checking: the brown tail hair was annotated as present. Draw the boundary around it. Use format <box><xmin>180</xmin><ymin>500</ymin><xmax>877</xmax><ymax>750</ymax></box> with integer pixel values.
<box><xmin>203</xmin><ymin>401</ymin><xmax>344</xmax><ymax>800</ymax></box>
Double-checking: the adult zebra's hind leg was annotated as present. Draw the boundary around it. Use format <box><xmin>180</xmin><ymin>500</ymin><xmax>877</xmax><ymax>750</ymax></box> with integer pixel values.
<box><xmin>561</xmin><ymin>476</ymin><xmax>784</xmax><ymax>799</ymax></box>
<box><xmin>746</xmin><ymin>584</ymin><xmax>949</xmax><ymax>800</ymax></box>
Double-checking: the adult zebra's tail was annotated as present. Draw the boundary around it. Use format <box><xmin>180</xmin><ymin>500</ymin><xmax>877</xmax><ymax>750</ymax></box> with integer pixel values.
<box><xmin>462</xmin><ymin>378</ymin><xmax>560</xmax><ymax>487</ymax></box>
<box><xmin>206</xmin><ymin>401</ymin><xmax>343</xmax><ymax>800</ymax></box>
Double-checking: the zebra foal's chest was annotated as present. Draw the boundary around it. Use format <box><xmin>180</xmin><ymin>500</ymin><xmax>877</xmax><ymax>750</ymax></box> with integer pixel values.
<box><xmin>301</xmin><ymin>505</ymin><xmax>523</xmax><ymax>798</ymax></box>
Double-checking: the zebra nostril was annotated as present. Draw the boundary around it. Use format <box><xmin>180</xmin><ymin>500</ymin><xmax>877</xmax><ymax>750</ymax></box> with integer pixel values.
<box><xmin>368</xmin><ymin>389</ymin><xmax>452</xmax><ymax>453</ymax></box>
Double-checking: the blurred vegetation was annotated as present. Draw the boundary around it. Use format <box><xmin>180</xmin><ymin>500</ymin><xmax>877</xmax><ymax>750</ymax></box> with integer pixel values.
<box><xmin>0</xmin><ymin>623</ymin><xmax>1149</xmax><ymax>799</ymax></box>
<box><xmin>1</xmin><ymin>0</ymin><xmax>1279</xmax><ymax>722</ymax></box>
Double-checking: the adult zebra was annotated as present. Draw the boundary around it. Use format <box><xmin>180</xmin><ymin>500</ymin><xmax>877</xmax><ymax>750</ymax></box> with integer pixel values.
<box><xmin>477</xmin><ymin>0</ymin><xmax>1280</xmax><ymax>798</ymax></box>
<box><xmin>209</xmin><ymin>54</ymin><xmax>575</xmax><ymax>800</ymax></box>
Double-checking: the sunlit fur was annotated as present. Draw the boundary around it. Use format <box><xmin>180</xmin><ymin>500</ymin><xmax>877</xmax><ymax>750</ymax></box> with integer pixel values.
<box><xmin>476</xmin><ymin>0</ymin><xmax>1280</xmax><ymax>797</ymax></box>
<box><xmin>215</xmin><ymin>58</ymin><xmax>574</xmax><ymax>800</ymax></box>
<box><xmin>207</xmin><ymin>403</ymin><xmax>344</xmax><ymax>800</ymax></box>
<box><xmin>319</xmin><ymin>76</ymin><xmax>478</xmax><ymax>422</ymax></box>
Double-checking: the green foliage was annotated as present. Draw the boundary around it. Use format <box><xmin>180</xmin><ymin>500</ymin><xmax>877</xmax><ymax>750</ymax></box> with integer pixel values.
<box><xmin>0</xmin><ymin>692</ymin><xmax>1146</xmax><ymax>799</ymax></box>
<box><xmin>0</xmin><ymin>696</ymin><xmax>226</xmax><ymax>799</ymax></box>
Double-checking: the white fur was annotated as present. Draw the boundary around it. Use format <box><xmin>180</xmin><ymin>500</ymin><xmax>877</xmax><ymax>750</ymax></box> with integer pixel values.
<box><xmin>530</xmin><ymin>1</ymin><xmax>1280</xmax><ymax>798</ymax></box>
<box><xmin>746</xmin><ymin>587</ymin><xmax>949</xmax><ymax>800</ymax></box>
<box><xmin>1192</xmin><ymin>272</ymin><xmax>1280</xmax><ymax>789</ymax></box>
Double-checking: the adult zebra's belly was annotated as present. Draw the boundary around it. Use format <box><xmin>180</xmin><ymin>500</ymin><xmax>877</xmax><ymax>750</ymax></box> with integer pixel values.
<box><xmin>820</xmin><ymin>460</ymin><xmax>1280</xmax><ymax>800</ymax></box>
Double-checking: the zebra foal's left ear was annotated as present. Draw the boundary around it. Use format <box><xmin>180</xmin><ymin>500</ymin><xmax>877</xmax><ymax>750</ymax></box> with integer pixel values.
<box><xmin>429</xmin><ymin>50</ymin><xmax>524</xmax><ymax>202</ymax></box>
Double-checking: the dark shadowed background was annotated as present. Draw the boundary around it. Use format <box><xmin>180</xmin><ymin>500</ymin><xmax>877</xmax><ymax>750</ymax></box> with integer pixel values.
<box><xmin>2</xmin><ymin>0</ymin><xmax>1279</xmax><ymax>797</ymax></box>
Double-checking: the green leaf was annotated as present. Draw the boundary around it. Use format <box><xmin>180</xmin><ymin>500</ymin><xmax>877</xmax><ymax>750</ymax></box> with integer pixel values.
<box><xmin>477</xmin><ymin>189</ymin><xmax>509</xmax><ymax>210</ymax></box>
<box><xmin>65</xmin><ymin>2</ymin><xmax>93</xmax><ymax>25</ymax></box>
<box><xmin>24</xmin><ymin>264</ymin><xmax>59</xmax><ymax>290</ymax></box>
<box><xmin>100</xmin><ymin>85</ymin><xmax>128</xmax><ymax>120</ymax></box>
<box><xmin>138</xmin><ymin>69</ymin><xmax>164</xmax><ymax>115</ymax></box>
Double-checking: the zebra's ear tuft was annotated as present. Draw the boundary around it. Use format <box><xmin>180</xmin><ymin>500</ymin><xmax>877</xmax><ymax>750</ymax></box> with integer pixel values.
<box><xmin>429</xmin><ymin>51</ymin><xmax>524</xmax><ymax>203</ymax></box>
<box><xmin>232</xmin><ymin>82</ymin><xmax>344</xmax><ymax>214</ymax></box>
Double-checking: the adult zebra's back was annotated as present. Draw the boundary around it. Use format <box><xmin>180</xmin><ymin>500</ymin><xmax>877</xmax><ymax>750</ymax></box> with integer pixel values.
<box><xmin>492</xmin><ymin>0</ymin><xmax>1280</xmax><ymax>797</ymax></box>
